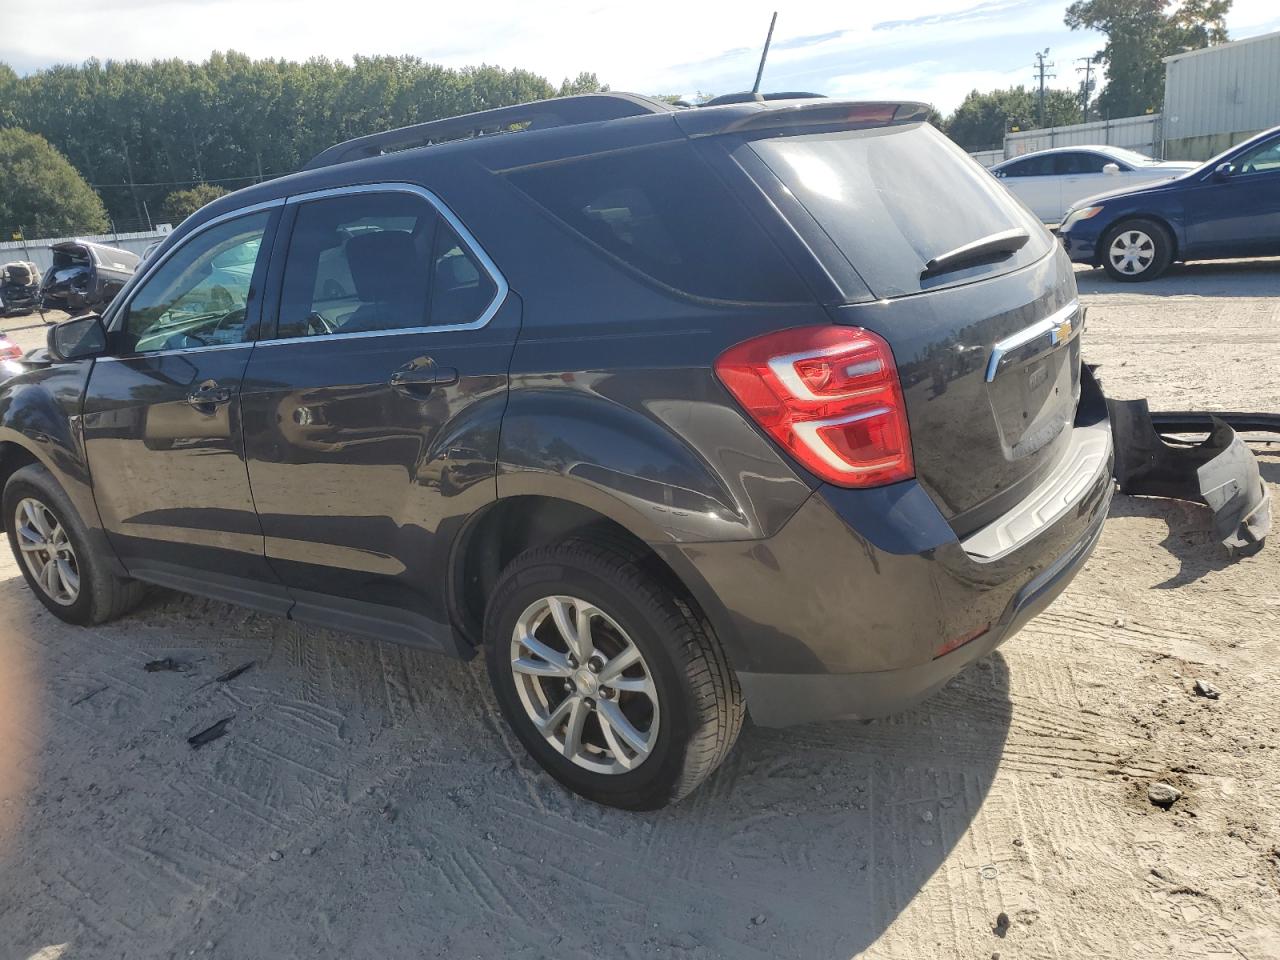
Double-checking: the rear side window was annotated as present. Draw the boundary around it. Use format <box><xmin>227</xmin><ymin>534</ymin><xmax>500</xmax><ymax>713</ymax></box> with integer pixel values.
<box><xmin>505</xmin><ymin>143</ymin><xmax>808</xmax><ymax>302</ymax></box>
<box><xmin>276</xmin><ymin>190</ymin><xmax>497</xmax><ymax>339</ymax></box>
<box><xmin>752</xmin><ymin>124</ymin><xmax>1051</xmax><ymax>298</ymax></box>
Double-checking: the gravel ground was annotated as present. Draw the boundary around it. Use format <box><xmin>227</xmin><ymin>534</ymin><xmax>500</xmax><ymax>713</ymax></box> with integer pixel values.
<box><xmin>1</xmin><ymin>260</ymin><xmax>1279</xmax><ymax>960</ymax></box>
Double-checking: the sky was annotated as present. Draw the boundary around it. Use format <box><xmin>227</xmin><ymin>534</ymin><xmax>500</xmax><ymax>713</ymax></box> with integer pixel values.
<box><xmin>3</xmin><ymin>0</ymin><xmax>1279</xmax><ymax>114</ymax></box>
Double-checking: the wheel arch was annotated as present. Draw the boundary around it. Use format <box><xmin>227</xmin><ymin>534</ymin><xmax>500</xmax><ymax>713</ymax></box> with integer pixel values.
<box><xmin>0</xmin><ymin>439</ymin><xmax>47</xmax><ymax>531</ymax></box>
<box><xmin>448</xmin><ymin>495</ymin><xmax>742</xmax><ymax>675</ymax></box>
<box><xmin>1096</xmin><ymin>211</ymin><xmax>1181</xmax><ymax>264</ymax></box>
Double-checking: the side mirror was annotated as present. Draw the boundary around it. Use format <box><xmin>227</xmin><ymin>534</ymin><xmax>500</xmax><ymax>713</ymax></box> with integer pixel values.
<box><xmin>1213</xmin><ymin>162</ymin><xmax>1236</xmax><ymax>181</ymax></box>
<box><xmin>1101</xmin><ymin>162</ymin><xmax>1121</xmax><ymax>175</ymax></box>
<box><xmin>47</xmin><ymin>314</ymin><xmax>108</xmax><ymax>362</ymax></box>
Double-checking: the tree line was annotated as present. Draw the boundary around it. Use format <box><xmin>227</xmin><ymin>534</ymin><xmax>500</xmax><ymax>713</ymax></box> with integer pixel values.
<box><xmin>0</xmin><ymin>53</ymin><xmax>602</xmax><ymax>232</ymax></box>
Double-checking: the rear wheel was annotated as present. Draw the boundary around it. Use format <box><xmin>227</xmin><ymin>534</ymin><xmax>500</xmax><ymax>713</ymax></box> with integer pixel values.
<box><xmin>1101</xmin><ymin>218</ymin><xmax>1173</xmax><ymax>281</ymax></box>
<box><xmin>484</xmin><ymin>539</ymin><xmax>744</xmax><ymax>809</ymax></box>
<box><xmin>4</xmin><ymin>464</ymin><xmax>146</xmax><ymax>625</ymax></box>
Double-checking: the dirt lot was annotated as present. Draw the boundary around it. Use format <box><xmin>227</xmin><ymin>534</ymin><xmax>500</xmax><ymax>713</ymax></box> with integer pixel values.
<box><xmin>2</xmin><ymin>261</ymin><xmax>1279</xmax><ymax>960</ymax></box>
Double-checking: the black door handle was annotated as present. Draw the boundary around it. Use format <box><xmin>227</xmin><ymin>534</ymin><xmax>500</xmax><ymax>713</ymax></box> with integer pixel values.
<box><xmin>187</xmin><ymin>379</ymin><xmax>232</xmax><ymax>410</ymax></box>
<box><xmin>389</xmin><ymin>358</ymin><xmax>458</xmax><ymax>395</ymax></box>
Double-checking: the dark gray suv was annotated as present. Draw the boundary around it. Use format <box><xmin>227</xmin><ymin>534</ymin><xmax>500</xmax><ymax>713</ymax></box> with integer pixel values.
<box><xmin>0</xmin><ymin>94</ymin><xmax>1113</xmax><ymax>809</ymax></box>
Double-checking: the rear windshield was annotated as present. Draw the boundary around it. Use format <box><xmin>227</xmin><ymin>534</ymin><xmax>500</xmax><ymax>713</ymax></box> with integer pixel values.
<box><xmin>750</xmin><ymin>123</ymin><xmax>1051</xmax><ymax>298</ymax></box>
<box><xmin>505</xmin><ymin>142</ymin><xmax>809</xmax><ymax>303</ymax></box>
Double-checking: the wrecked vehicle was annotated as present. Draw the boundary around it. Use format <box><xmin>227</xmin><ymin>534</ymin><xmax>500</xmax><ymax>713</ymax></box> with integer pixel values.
<box><xmin>38</xmin><ymin>240</ymin><xmax>139</xmax><ymax>314</ymax></box>
<box><xmin>0</xmin><ymin>261</ymin><xmax>42</xmax><ymax>315</ymax></box>
<box><xmin>0</xmin><ymin>93</ymin><xmax>1268</xmax><ymax>811</ymax></box>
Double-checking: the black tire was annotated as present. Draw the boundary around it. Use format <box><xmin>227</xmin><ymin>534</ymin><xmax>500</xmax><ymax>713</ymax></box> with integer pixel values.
<box><xmin>1100</xmin><ymin>217</ymin><xmax>1173</xmax><ymax>282</ymax></box>
<box><xmin>4</xmin><ymin>463</ymin><xmax>146</xmax><ymax>625</ymax></box>
<box><xmin>484</xmin><ymin>539</ymin><xmax>744</xmax><ymax>810</ymax></box>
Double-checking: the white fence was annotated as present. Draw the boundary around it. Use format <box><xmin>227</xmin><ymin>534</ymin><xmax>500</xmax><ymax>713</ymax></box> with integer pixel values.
<box><xmin>1004</xmin><ymin>114</ymin><xmax>1163</xmax><ymax>158</ymax></box>
<box><xmin>968</xmin><ymin>149</ymin><xmax>1005</xmax><ymax>168</ymax></box>
<box><xmin>0</xmin><ymin>227</ymin><xmax>172</xmax><ymax>275</ymax></box>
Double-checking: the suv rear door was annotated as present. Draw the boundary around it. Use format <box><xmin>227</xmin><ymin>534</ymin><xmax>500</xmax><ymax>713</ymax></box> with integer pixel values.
<box><xmin>727</xmin><ymin>118</ymin><xmax>1080</xmax><ymax>533</ymax></box>
<box><xmin>81</xmin><ymin>205</ymin><xmax>290</xmax><ymax>607</ymax></box>
<box><xmin>239</xmin><ymin>184</ymin><xmax>516</xmax><ymax>649</ymax></box>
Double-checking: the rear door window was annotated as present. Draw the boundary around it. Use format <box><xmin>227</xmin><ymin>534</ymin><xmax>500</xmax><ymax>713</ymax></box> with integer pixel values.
<box><xmin>504</xmin><ymin>142</ymin><xmax>809</xmax><ymax>302</ymax></box>
<box><xmin>274</xmin><ymin>190</ymin><xmax>498</xmax><ymax>339</ymax></box>
<box><xmin>1055</xmin><ymin>152</ymin><xmax>1111</xmax><ymax>175</ymax></box>
<box><xmin>750</xmin><ymin>123</ymin><xmax>1051</xmax><ymax>298</ymax></box>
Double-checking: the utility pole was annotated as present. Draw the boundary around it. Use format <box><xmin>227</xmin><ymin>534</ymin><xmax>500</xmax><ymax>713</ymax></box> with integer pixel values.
<box><xmin>1075</xmin><ymin>55</ymin><xmax>1097</xmax><ymax>123</ymax></box>
<box><xmin>1033</xmin><ymin>48</ymin><xmax>1055</xmax><ymax>127</ymax></box>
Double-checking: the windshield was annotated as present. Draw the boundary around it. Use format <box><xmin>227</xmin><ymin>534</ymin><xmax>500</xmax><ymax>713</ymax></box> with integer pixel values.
<box><xmin>1194</xmin><ymin>127</ymin><xmax>1280</xmax><ymax>175</ymax></box>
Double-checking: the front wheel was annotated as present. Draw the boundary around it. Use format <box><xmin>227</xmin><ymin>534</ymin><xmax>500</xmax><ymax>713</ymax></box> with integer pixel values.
<box><xmin>484</xmin><ymin>539</ymin><xmax>744</xmax><ymax>809</ymax></box>
<box><xmin>1101</xmin><ymin>218</ymin><xmax>1173</xmax><ymax>281</ymax></box>
<box><xmin>4</xmin><ymin>464</ymin><xmax>146</xmax><ymax>625</ymax></box>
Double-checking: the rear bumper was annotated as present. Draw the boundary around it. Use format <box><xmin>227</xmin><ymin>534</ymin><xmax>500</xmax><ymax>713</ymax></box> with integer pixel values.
<box><xmin>657</xmin><ymin>376</ymin><xmax>1115</xmax><ymax>728</ymax></box>
<box><xmin>735</xmin><ymin>497</ymin><xmax>1106</xmax><ymax>726</ymax></box>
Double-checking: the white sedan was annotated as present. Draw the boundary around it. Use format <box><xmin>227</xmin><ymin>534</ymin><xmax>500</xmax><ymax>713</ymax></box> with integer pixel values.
<box><xmin>990</xmin><ymin>146</ymin><xmax>1197</xmax><ymax>224</ymax></box>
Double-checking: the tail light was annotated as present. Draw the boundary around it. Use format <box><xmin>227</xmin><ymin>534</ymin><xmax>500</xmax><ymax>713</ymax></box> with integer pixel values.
<box><xmin>0</xmin><ymin>339</ymin><xmax>21</xmax><ymax>361</ymax></box>
<box><xmin>714</xmin><ymin>325</ymin><xmax>914</xmax><ymax>488</ymax></box>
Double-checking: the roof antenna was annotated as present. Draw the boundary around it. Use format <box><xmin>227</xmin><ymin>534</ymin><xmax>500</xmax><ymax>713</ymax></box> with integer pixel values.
<box><xmin>752</xmin><ymin>11</ymin><xmax>778</xmax><ymax>96</ymax></box>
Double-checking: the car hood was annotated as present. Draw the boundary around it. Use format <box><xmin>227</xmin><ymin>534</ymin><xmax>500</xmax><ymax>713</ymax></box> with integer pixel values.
<box><xmin>1069</xmin><ymin>172</ymin><xmax>1194</xmax><ymax>212</ymax></box>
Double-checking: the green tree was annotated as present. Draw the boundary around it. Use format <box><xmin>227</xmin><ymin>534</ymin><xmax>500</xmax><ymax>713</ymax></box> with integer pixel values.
<box><xmin>944</xmin><ymin>87</ymin><xmax>1083</xmax><ymax>150</ymax></box>
<box><xmin>0</xmin><ymin>64</ymin><xmax>17</xmax><ymax>128</ymax></box>
<box><xmin>1065</xmin><ymin>0</ymin><xmax>1230</xmax><ymax>118</ymax></box>
<box><xmin>558</xmin><ymin>72</ymin><xmax>606</xmax><ymax>96</ymax></box>
<box><xmin>162</xmin><ymin>183</ymin><xmax>228</xmax><ymax>222</ymax></box>
<box><xmin>2</xmin><ymin>53</ymin><xmax>605</xmax><ymax>227</ymax></box>
<box><xmin>0</xmin><ymin>127</ymin><xmax>109</xmax><ymax>238</ymax></box>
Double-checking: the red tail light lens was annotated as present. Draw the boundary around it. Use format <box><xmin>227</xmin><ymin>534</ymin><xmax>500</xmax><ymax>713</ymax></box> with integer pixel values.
<box><xmin>714</xmin><ymin>325</ymin><xmax>914</xmax><ymax>488</ymax></box>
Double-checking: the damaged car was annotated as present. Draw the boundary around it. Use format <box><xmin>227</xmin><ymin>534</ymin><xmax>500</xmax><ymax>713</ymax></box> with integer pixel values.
<box><xmin>0</xmin><ymin>93</ymin><xmax>1268</xmax><ymax>810</ymax></box>
<box><xmin>0</xmin><ymin>261</ymin><xmax>42</xmax><ymax>315</ymax></box>
<box><xmin>38</xmin><ymin>240</ymin><xmax>139</xmax><ymax>314</ymax></box>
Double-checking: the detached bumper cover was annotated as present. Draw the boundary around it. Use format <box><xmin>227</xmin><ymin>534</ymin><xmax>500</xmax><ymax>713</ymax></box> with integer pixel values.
<box><xmin>1108</xmin><ymin>398</ymin><xmax>1271</xmax><ymax>554</ymax></box>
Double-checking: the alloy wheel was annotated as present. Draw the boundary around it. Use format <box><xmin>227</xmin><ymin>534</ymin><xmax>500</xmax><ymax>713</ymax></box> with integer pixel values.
<box><xmin>509</xmin><ymin>595</ymin><xmax>660</xmax><ymax>774</ymax></box>
<box><xmin>15</xmin><ymin>497</ymin><xmax>80</xmax><ymax>606</ymax></box>
<box><xmin>1108</xmin><ymin>229</ymin><xmax>1155</xmax><ymax>276</ymax></box>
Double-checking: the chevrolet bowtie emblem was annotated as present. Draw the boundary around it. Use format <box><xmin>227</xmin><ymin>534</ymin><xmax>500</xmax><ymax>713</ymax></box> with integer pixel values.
<box><xmin>1051</xmin><ymin>318</ymin><xmax>1073</xmax><ymax>344</ymax></box>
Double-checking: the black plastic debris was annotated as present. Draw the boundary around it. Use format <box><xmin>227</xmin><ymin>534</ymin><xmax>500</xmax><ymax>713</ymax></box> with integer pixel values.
<box><xmin>1108</xmin><ymin>397</ymin><xmax>1271</xmax><ymax>555</ymax></box>
<box><xmin>214</xmin><ymin>661</ymin><xmax>255</xmax><ymax>684</ymax></box>
<box><xmin>144</xmin><ymin>658</ymin><xmax>187</xmax><ymax>673</ymax></box>
<box><xmin>188</xmin><ymin>716</ymin><xmax>234</xmax><ymax>749</ymax></box>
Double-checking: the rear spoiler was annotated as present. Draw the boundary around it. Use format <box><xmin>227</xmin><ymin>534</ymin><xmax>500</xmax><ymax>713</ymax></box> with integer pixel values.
<box><xmin>673</xmin><ymin>100</ymin><xmax>932</xmax><ymax>139</ymax></box>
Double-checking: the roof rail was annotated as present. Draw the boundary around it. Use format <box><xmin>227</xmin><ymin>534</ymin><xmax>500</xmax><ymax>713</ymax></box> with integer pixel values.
<box><xmin>303</xmin><ymin>93</ymin><xmax>674</xmax><ymax>170</ymax></box>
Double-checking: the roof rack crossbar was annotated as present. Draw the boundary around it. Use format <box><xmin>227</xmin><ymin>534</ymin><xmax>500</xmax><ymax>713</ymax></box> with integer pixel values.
<box><xmin>303</xmin><ymin>93</ymin><xmax>673</xmax><ymax>170</ymax></box>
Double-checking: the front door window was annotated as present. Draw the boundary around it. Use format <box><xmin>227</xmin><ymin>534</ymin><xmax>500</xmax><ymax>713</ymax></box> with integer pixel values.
<box><xmin>118</xmin><ymin>212</ymin><xmax>271</xmax><ymax>353</ymax></box>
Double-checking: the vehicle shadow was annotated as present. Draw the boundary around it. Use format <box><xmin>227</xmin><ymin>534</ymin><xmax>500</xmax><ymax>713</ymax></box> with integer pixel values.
<box><xmin>0</xmin><ymin>564</ymin><xmax>1015</xmax><ymax>960</ymax></box>
<box><xmin>1074</xmin><ymin>257</ymin><xmax>1280</xmax><ymax>297</ymax></box>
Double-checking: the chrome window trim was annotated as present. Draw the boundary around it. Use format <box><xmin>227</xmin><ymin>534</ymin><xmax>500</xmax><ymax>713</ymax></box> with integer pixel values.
<box><xmin>100</xmin><ymin>182</ymin><xmax>508</xmax><ymax>359</ymax></box>
<box><xmin>96</xmin><ymin>341</ymin><xmax>253</xmax><ymax>363</ymax></box>
<box><xmin>102</xmin><ymin>199</ymin><xmax>286</xmax><ymax>336</ymax></box>
<box><xmin>985</xmin><ymin>298</ymin><xmax>1081</xmax><ymax>383</ymax></box>
<box><xmin>254</xmin><ymin>182</ymin><xmax>508</xmax><ymax>346</ymax></box>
